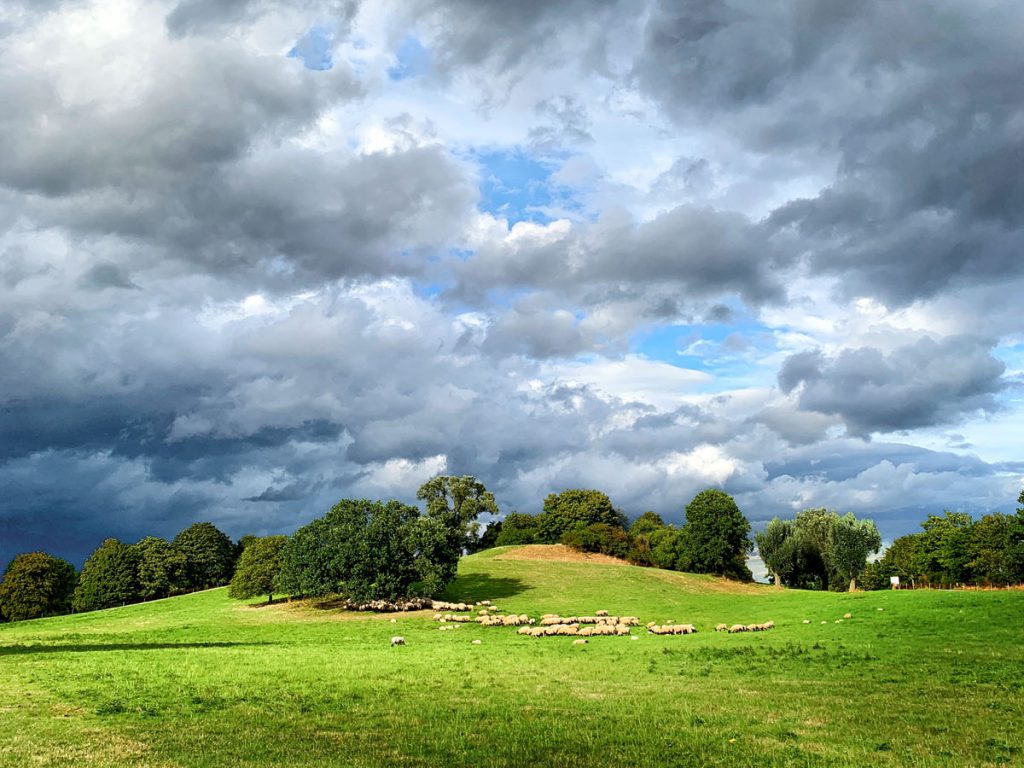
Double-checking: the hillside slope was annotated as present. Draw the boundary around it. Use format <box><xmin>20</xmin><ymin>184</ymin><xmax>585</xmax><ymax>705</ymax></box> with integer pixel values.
<box><xmin>1</xmin><ymin>546</ymin><xmax>1022</xmax><ymax>768</ymax></box>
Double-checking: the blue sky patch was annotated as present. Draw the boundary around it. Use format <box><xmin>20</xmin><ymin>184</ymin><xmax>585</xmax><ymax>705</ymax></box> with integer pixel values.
<box><xmin>471</xmin><ymin>148</ymin><xmax>562</xmax><ymax>225</ymax></box>
<box><xmin>288</xmin><ymin>26</ymin><xmax>334</xmax><ymax>71</ymax></box>
<box><xmin>388</xmin><ymin>36</ymin><xmax>431</xmax><ymax>81</ymax></box>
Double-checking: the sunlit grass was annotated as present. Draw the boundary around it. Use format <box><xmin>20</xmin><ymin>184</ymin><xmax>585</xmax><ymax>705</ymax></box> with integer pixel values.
<box><xmin>1</xmin><ymin>546</ymin><xmax>1021</xmax><ymax>767</ymax></box>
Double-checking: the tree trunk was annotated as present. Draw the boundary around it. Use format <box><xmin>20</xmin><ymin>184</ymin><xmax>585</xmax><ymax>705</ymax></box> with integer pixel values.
<box><xmin>849</xmin><ymin>577</ymin><xmax>857</xmax><ymax>592</ymax></box>
<box><xmin>773</xmin><ymin>570</ymin><xmax>783</xmax><ymax>589</ymax></box>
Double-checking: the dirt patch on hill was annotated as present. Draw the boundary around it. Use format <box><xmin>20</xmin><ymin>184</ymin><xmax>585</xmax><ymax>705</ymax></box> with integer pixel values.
<box><xmin>495</xmin><ymin>544</ymin><xmax>630</xmax><ymax>566</ymax></box>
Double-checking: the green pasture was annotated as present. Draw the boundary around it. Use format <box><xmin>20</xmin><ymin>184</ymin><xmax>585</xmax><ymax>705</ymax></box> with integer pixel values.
<box><xmin>1</xmin><ymin>546</ymin><xmax>1021</xmax><ymax>767</ymax></box>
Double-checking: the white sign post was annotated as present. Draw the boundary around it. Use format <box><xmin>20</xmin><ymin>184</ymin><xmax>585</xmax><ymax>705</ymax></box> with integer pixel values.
<box><xmin>890</xmin><ymin>576</ymin><xmax>900</xmax><ymax>589</ymax></box>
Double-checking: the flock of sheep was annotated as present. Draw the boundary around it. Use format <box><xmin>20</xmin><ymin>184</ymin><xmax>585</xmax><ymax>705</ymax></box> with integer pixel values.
<box><xmin>399</xmin><ymin>600</ymin><xmax>778</xmax><ymax>645</ymax></box>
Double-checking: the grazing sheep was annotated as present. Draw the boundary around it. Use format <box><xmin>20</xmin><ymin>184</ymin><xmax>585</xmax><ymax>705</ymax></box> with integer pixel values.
<box><xmin>715</xmin><ymin>623</ymin><xmax>728</xmax><ymax>632</ymax></box>
<box><xmin>390</xmin><ymin>636</ymin><xmax>405</xmax><ymax>646</ymax></box>
<box><xmin>616</xmin><ymin>625</ymin><xmax>631</xmax><ymax>636</ymax></box>
<box><xmin>481</xmin><ymin>600</ymin><xmax>492</xmax><ymax>606</ymax></box>
<box><xmin>573</xmin><ymin>639</ymin><xmax>588</xmax><ymax>645</ymax></box>
<box><xmin>438</xmin><ymin>626</ymin><xmax>454</xmax><ymax>631</ymax></box>
<box><xmin>620</xmin><ymin>617</ymin><xmax>640</xmax><ymax>626</ymax></box>
<box><xmin>821</xmin><ymin>621</ymin><xmax>827</xmax><ymax>624</ymax></box>
<box><xmin>471</xmin><ymin>640</ymin><xmax>482</xmax><ymax>645</ymax></box>
<box><xmin>631</xmin><ymin>636</ymin><xmax>639</xmax><ymax>641</ymax></box>
<box><xmin>646</xmin><ymin>621</ymin><xmax>657</xmax><ymax>629</ymax></box>
<box><xmin>728</xmin><ymin>624</ymin><xmax>746</xmax><ymax>634</ymax></box>
<box><xmin>803</xmin><ymin>620</ymin><xmax>811</xmax><ymax>624</ymax></box>
<box><xmin>390</xmin><ymin>618</ymin><xmax>397</xmax><ymax>624</ymax></box>
<box><xmin>835</xmin><ymin>619</ymin><xmax>843</xmax><ymax>624</ymax></box>
<box><xmin>843</xmin><ymin>613</ymin><xmax>852</xmax><ymax>619</ymax></box>
<box><xmin>877</xmin><ymin>608</ymin><xmax>884</xmax><ymax>611</ymax></box>
<box><xmin>596</xmin><ymin>610</ymin><xmax>609</xmax><ymax>617</ymax></box>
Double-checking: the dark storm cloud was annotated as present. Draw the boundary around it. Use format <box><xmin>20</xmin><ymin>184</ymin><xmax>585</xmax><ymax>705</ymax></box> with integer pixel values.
<box><xmin>635</xmin><ymin>0</ymin><xmax>1024</xmax><ymax>306</ymax></box>
<box><xmin>779</xmin><ymin>337</ymin><xmax>1006</xmax><ymax>436</ymax></box>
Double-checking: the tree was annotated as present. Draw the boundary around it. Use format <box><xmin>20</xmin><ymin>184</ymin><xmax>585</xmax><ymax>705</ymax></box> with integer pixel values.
<box><xmin>873</xmin><ymin>534</ymin><xmax>924</xmax><ymax>587</ymax></box>
<box><xmin>790</xmin><ymin>508</ymin><xmax>837</xmax><ymax>590</ymax></box>
<box><xmin>133</xmin><ymin>537</ymin><xmax>187</xmax><ymax>601</ymax></box>
<box><xmin>417</xmin><ymin>475</ymin><xmax>498</xmax><ymax>552</ymax></box>
<box><xmin>73</xmin><ymin>539</ymin><xmax>140</xmax><ymax>612</ymax></box>
<box><xmin>968</xmin><ymin>513</ymin><xmax>1014</xmax><ymax>585</ymax></box>
<box><xmin>0</xmin><ymin>552</ymin><xmax>77</xmax><ymax>621</ymax></box>
<box><xmin>494</xmin><ymin>513</ymin><xmax>540</xmax><ymax>545</ymax></box>
<box><xmin>277</xmin><ymin>498</ymin><xmax>463</xmax><ymax>602</ymax></box>
<box><xmin>755</xmin><ymin>518</ymin><xmax>794</xmax><ymax>589</ymax></box>
<box><xmin>648</xmin><ymin>526</ymin><xmax>686</xmax><ymax>570</ymax></box>
<box><xmin>918</xmin><ymin>512</ymin><xmax>974</xmax><ymax>585</ymax></box>
<box><xmin>827</xmin><ymin>513</ymin><xmax>882</xmax><ymax>591</ymax></box>
<box><xmin>229</xmin><ymin>536</ymin><xmax>288</xmax><ymax>603</ymax></box>
<box><xmin>536</xmin><ymin>489</ymin><xmax>625</xmax><ymax>543</ymax></box>
<box><xmin>678</xmin><ymin>489</ymin><xmax>752</xmax><ymax>581</ymax></box>
<box><xmin>173</xmin><ymin>522</ymin><xmax>235</xmax><ymax>589</ymax></box>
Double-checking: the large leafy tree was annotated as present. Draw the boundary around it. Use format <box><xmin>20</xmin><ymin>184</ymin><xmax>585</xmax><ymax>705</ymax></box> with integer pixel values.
<box><xmin>417</xmin><ymin>475</ymin><xmax>498</xmax><ymax>552</ymax></box>
<box><xmin>133</xmin><ymin>537</ymin><xmax>187</xmax><ymax>601</ymax></box>
<box><xmin>678</xmin><ymin>489</ymin><xmax>752</xmax><ymax>581</ymax></box>
<box><xmin>73</xmin><ymin>539</ymin><xmax>140</xmax><ymax>612</ymax></box>
<box><xmin>277</xmin><ymin>498</ymin><xmax>462</xmax><ymax>602</ymax></box>
<box><xmin>229</xmin><ymin>535</ymin><xmax>288</xmax><ymax>603</ymax></box>
<box><xmin>827</xmin><ymin>513</ymin><xmax>882</xmax><ymax>591</ymax></box>
<box><xmin>536</xmin><ymin>489</ymin><xmax>625</xmax><ymax>544</ymax></box>
<box><xmin>173</xmin><ymin>522</ymin><xmax>235</xmax><ymax>589</ymax></box>
<box><xmin>0</xmin><ymin>552</ymin><xmax>77</xmax><ymax>621</ymax></box>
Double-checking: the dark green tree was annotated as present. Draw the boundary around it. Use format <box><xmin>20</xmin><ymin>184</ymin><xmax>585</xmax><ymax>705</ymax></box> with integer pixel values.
<box><xmin>133</xmin><ymin>537</ymin><xmax>187</xmax><ymax>601</ymax></box>
<box><xmin>917</xmin><ymin>512</ymin><xmax>974</xmax><ymax>585</ymax></box>
<box><xmin>229</xmin><ymin>535</ymin><xmax>288</xmax><ymax>603</ymax></box>
<box><xmin>277</xmin><ymin>498</ymin><xmax>462</xmax><ymax>602</ymax></box>
<box><xmin>72</xmin><ymin>539</ymin><xmax>140</xmax><ymax>612</ymax></box>
<box><xmin>494</xmin><ymin>512</ymin><xmax>539</xmax><ymax>545</ymax></box>
<box><xmin>678</xmin><ymin>489</ymin><xmax>752</xmax><ymax>581</ymax></box>
<box><xmin>536</xmin><ymin>489</ymin><xmax>625</xmax><ymax>543</ymax></box>
<box><xmin>0</xmin><ymin>552</ymin><xmax>77</xmax><ymax>621</ymax></box>
<box><xmin>417</xmin><ymin>475</ymin><xmax>498</xmax><ymax>552</ymax></box>
<box><xmin>173</xmin><ymin>522</ymin><xmax>235</xmax><ymax>589</ymax></box>
<box><xmin>648</xmin><ymin>526</ymin><xmax>686</xmax><ymax>570</ymax></box>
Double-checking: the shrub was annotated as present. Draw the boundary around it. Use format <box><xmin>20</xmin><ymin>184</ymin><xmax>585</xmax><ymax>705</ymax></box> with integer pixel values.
<box><xmin>0</xmin><ymin>552</ymin><xmax>77</xmax><ymax>621</ymax></box>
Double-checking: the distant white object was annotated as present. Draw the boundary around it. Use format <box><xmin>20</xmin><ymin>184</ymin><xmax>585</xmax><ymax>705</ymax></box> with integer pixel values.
<box><xmin>630</xmin><ymin>636</ymin><xmax>639</xmax><ymax>641</ymax></box>
<box><xmin>471</xmin><ymin>639</ymin><xmax>482</xmax><ymax>645</ymax></box>
<box><xmin>890</xmin><ymin>576</ymin><xmax>900</xmax><ymax>587</ymax></box>
<box><xmin>390</xmin><ymin>636</ymin><xmax>405</xmax><ymax>646</ymax></box>
<box><xmin>390</xmin><ymin>618</ymin><xmax>397</xmax><ymax>623</ymax></box>
<box><xmin>802</xmin><ymin>620</ymin><xmax>811</xmax><ymax>624</ymax></box>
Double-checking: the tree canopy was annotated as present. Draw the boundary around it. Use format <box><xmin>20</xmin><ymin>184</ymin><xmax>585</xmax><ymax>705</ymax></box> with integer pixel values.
<box><xmin>678</xmin><ymin>489</ymin><xmax>753</xmax><ymax>581</ymax></box>
<box><xmin>133</xmin><ymin>536</ymin><xmax>187</xmax><ymax>601</ymax></box>
<box><xmin>417</xmin><ymin>475</ymin><xmax>498</xmax><ymax>553</ymax></box>
<box><xmin>276</xmin><ymin>498</ymin><xmax>462</xmax><ymax>602</ymax></box>
<box><xmin>0</xmin><ymin>552</ymin><xmax>77</xmax><ymax>622</ymax></box>
<box><xmin>173</xmin><ymin>522</ymin><xmax>235</xmax><ymax>590</ymax></box>
<box><xmin>229</xmin><ymin>535</ymin><xmax>288</xmax><ymax>603</ymax></box>
<box><xmin>72</xmin><ymin>538</ymin><xmax>140</xmax><ymax>612</ymax></box>
<box><xmin>536</xmin><ymin>489</ymin><xmax>625</xmax><ymax>543</ymax></box>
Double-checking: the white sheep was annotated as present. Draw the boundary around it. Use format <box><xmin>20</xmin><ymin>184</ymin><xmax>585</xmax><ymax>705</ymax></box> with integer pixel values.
<box><xmin>390</xmin><ymin>636</ymin><xmax>405</xmax><ymax>646</ymax></box>
<box><xmin>572</xmin><ymin>639</ymin><xmax>588</xmax><ymax>646</ymax></box>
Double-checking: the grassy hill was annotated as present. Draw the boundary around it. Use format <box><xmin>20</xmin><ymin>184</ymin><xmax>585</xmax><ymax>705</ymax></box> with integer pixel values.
<box><xmin>1</xmin><ymin>545</ymin><xmax>1022</xmax><ymax>767</ymax></box>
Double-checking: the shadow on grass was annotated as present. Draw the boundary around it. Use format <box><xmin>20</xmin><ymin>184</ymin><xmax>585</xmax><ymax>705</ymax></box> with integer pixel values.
<box><xmin>0</xmin><ymin>641</ymin><xmax>271</xmax><ymax>656</ymax></box>
<box><xmin>439</xmin><ymin>574</ymin><xmax>528</xmax><ymax>602</ymax></box>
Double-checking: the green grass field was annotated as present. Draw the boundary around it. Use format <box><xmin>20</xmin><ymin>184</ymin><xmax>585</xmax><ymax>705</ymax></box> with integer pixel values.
<box><xmin>1</xmin><ymin>545</ymin><xmax>1022</xmax><ymax>767</ymax></box>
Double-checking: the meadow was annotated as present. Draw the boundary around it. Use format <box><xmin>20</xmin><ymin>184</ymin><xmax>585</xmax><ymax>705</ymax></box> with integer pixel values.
<box><xmin>1</xmin><ymin>545</ymin><xmax>1022</xmax><ymax>767</ymax></box>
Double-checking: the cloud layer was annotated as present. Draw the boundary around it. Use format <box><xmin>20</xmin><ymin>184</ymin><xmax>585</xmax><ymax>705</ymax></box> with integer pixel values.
<box><xmin>1</xmin><ymin>0</ymin><xmax>1022</xmax><ymax>567</ymax></box>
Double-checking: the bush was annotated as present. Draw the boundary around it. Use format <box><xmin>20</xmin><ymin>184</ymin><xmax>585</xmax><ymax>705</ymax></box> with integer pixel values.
<box><xmin>536</xmin><ymin>489</ymin><xmax>625</xmax><ymax>543</ymax></box>
<box><xmin>562</xmin><ymin>523</ymin><xmax>631</xmax><ymax>560</ymax></box>
<box><xmin>494</xmin><ymin>512</ymin><xmax>540</xmax><ymax>546</ymax></box>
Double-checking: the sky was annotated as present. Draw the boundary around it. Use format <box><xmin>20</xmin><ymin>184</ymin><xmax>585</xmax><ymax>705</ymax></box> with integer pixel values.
<box><xmin>1</xmin><ymin>0</ymin><xmax>1023</xmax><ymax>568</ymax></box>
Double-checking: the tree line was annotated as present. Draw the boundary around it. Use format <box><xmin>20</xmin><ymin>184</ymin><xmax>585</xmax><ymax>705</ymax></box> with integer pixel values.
<box><xmin>859</xmin><ymin>492</ymin><xmax>1024</xmax><ymax>589</ymax></box>
<box><xmin>0</xmin><ymin>522</ymin><xmax>237</xmax><ymax>622</ymax></box>
<box><xmin>486</xmin><ymin>488</ymin><xmax>756</xmax><ymax>581</ymax></box>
